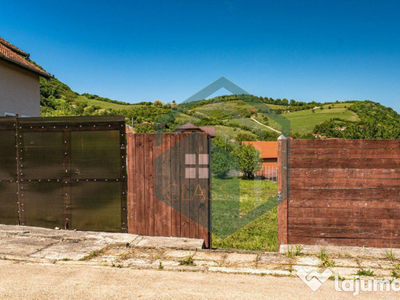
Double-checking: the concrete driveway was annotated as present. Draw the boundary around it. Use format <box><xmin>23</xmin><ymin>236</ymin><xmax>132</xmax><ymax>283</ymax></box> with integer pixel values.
<box><xmin>0</xmin><ymin>260</ymin><xmax>396</xmax><ymax>300</ymax></box>
<box><xmin>1</xmin><ymin>224</ymin><xmax>399</xmax><ymax>299</ymax></box>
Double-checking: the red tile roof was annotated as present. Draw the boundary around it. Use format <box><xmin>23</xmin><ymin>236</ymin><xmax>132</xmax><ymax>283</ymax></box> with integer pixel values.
<box><xmin>177</xmin><ymin>123</ymin><xmax>198</xmax><ymax>130</ymax></box>
<box><xmin>175</xmin><ymin>123</ymin><xmax>216</xmax><ymax>137</ymax></box>
<box><xmin>198</xmin><ymin>126</ymin><xmax>216</xmax><ymax>138</ymax></box>
<box><xmin>0</xmin><ymin>36</ymin><xmax>51</xmax><ymax>78</ymax></box>
<box><xmin>242</xmin><ymin>141</ymin><xmax>278</xmax><ymax>158</ymax></box>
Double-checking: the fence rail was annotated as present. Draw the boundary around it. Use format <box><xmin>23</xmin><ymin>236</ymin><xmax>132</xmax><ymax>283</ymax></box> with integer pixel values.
<box><xmin>255</xmin><ymin>166</ymin><xmax>278</xmax><ymax>182</ymax></box>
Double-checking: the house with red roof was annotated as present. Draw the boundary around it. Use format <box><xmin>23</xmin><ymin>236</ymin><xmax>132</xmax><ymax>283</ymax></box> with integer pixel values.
<box><xmin>174</xmin><ymin>123</ymin><xmax>216</xmax><ymax>138</ymax></box>
<box><xmin>242</xmin><ymin>141</ymin><xmax>278</xmax><ymax>178</ymax></box>
<box><xmin>0</xmin><ymin>36</ymin><xmax>51</xmax><ymax>117</ymax></box>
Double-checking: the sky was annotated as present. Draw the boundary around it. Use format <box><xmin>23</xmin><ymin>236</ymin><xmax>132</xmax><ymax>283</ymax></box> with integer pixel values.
<box><xmin>1</xmin><ymin>0</ymin><xmax>400</xmax><ymax>110</ymax></box>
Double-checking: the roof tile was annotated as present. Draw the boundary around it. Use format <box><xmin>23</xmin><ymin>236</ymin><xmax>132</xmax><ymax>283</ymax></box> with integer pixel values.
<box><xmin>0</xmin><ymin>36</ymin><xmax>51</xmax><ymax>78</ymax></box>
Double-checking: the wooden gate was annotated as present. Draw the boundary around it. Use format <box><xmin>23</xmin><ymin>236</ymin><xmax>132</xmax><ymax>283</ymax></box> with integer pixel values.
<box><xmin>127</xmin><ymin>132</ymin><xmax>212</xmax><ymax>248</ymax></box>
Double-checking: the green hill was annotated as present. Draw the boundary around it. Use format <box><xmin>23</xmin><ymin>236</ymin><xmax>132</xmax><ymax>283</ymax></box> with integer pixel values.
<box><xmin>39</xmin><ymin>77</ymin><xmax>400</xmax><ymax>140</ymax></box>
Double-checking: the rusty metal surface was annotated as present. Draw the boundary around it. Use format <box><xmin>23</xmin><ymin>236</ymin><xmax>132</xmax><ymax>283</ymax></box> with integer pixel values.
<box><xmin>0</xmin><ymin>116</ymin><xmax>127</xmax><ymax>232</ymax></box>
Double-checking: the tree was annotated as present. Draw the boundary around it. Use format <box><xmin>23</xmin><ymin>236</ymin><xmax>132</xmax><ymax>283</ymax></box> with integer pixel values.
<box><xmin>235</xmin><ymin>144</ymin><xmax>262</xmax><ymax>179</ymax></box>
<box><xmin>211</xmin><ymin>143</ymin><xmax>236</xmax><ymax>178</ymax></box>
<box><xmin>235</xmin><ymin>133</ymin><xmax>256</xmax><ymax>143</ymax></box>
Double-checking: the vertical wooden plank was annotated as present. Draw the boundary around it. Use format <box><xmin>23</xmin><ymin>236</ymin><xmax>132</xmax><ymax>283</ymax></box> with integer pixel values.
<box><xmin>278</xmin><ymin>136</ymin><xmax>288</xmax><ymax>249</ymax></box>
<box><xmin>180</xmin><ymin>133</ymin><xmax>190</xmax><ymax>238</ymax></box>
<box><xmin>154</xmin><ymin>133</ymin><xmax>164</xmax><ymax>236</ymax></box>
<box><xmin>127</xmin><ymin>134</ymin><xmax>136</xmax><ymax>234</ymax></box>
<box><xmin>136</xmin><ymin>134</ymin><xmax>146</xmax><ymax>235</ymax></box>
<box><xmin>198</xmin><ymin>133</ymin><xmax>211</xmax><ymax>248</ymax></box>
<box><xmin>143</xmin><ymin>134</ymin><xmax>153</xmax><ymax>235</ymax></box>
<box><xmin>191</xmin><ymin>132</ymin><xmax>201</xmax><ymax>239</ymax></box>
<box><xmin>161</xmin><ymin>134</ymin><xmax>172</xmax><ymax>236</ymax></box>
<box><xmin>188</xmin><ymin>133</ymin><xmax>198</xmax><ymax>239</ymax></box>
<box><xmin>143</xmin><ymin>134</ymin><xmax>149</xmax><ymax>235</ymax></box>
<box><xmin>171</xmin><ymin>133</ymin><xmax>181</xmax><ymax>237</ymax></box>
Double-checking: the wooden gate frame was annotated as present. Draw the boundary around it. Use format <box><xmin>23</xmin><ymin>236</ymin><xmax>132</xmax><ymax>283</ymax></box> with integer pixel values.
<box><xmin>127</xmin><ymin>132</ymin><xmax>212</xmax><ymax>248</ymax></box>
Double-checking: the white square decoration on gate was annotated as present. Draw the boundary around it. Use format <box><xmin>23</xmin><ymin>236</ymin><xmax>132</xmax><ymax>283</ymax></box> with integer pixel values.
<box><xmin>198</xmin><ymin>154</ymin><xmax>209</xmax><ymax>165</ymax></box>
<box><xmin>198</xmin><ymin>168</ymin><xmax>209</xmax><ymax>179</ymax></box>
<box><xmin>185</xmin><ymin>153</ymin><xmax>209</xmax><ymax>179</ymax></box>
<box><xmin>185</xmin><ymin>167</ymin><xmax>196</xmax><ymax>179</ymax></box>
<box><xmin>185</xmin><ymin>154</ymin><xmax>196</xmax><ymax>165</ymax></box>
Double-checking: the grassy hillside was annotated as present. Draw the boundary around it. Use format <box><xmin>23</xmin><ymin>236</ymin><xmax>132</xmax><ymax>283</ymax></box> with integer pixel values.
<box><xmin>39</xmin><ymin>77</ymin><xmax>400</xmax><ymax>140</ymax></box>
<box><xmin>268</xmin><ymin>103</ymin><xmax>358</xmax><ymax>134</ymax></box>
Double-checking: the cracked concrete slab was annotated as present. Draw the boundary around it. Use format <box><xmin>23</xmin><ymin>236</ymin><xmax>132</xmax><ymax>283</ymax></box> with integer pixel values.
<box><xmin>133</xmin><ymin>236</ymin><xmax>204</xmax><ymax>249</ymax></box>
<box><xmin>1</xmin><ymin>224</ymin><xmax>400</xmax><ymax>283</ymax></box>
<box><xmin>0</xmin><ymin>225</ymin><xmax>204</xmax><ymax>261</ymax></box>
<box><xmin>0</xmin><ymin>236</ymin><xmax>56</xmax><ymax>257</ymax></box>
<box><xmin>224</xmin><ymin>253</ymin><xmax>258</xmax><ymax>267</ymax></box>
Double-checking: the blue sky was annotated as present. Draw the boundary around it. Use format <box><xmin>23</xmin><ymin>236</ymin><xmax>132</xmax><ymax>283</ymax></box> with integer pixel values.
<box><xmin>2</xmin><ymin>0</ymin><xmax>400</xmax><ymax>110</ymax></box>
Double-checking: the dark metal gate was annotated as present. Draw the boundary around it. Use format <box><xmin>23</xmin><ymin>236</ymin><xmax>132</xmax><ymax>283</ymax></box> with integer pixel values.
<box><xmin>0</xmin><ymin>116</ymin><xmax>127</xmax><ymax>232</ymax></box>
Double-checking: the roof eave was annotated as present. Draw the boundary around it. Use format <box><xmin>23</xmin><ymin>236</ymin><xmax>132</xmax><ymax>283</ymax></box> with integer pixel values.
<box><xmin>0</xmin><ymin>53</ymin><xmax>52</xmax><ymax>79</ymax></box>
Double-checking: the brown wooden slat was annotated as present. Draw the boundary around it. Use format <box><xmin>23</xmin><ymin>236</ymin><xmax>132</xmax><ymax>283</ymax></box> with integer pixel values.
<box><xmin>290</xmin><ymin>168</ymin><xmax>400</xmax><ymax>179</ymax></box>
<box><xmin>153</xmin><ymin>134</ymin><xmax>163</xmax><ymax>237</ymax></box>
<box><xmin>127</xmin><ymin>134</ymin><xmax>136</xmax><ymax>233</ymax></box>
<box><xmin>288</xmin><ymin>236</ymin><xmax>400</xmax><ymax>248</ymax></box>
<box><xmin>180</xmin><ymin>133</ymin><xmax>191</xmax><ymax>238</ymax></box>
<box><xmin>144</xmin><ymin>134</ymin><xmax>154</xmax><ymax>236</ymax></box>
<box><xmin>289</xmin><ymin>199</ymin><xmax>400</xmax><ymax>209</ymax></box>
<box><xmin>171</xmin><ymin>133</ymin><xmax>181</xmax><ymax>237</ymax></box>
<box><xmin>290</xmin><ymin>177</ymin><xmax>400</xmax><ymax>188</ymax></box>
<box><xmin>289</xmin><ymin>187</ymin><xmax>400</xmax><ymax>200</ymax></box>
<box><xmin>189</xmin><ymin>133</ymin><xmax>200</xmax><ymax>239</ymax></box>
<box><xmin>162</xmin><ymin>134</ymin><xmax>172</xmax><ymax>237</ymax></box>
<box><xmin>136</xmin><ymin>134</ymin><xmax>146</xmax><ymax>235</ymax></box>
<box><xmin>290</xmin><ymin>139</ymin><xmax>400</xmax><ymax>149</ymax></box>
<box><xmin>198</xmin><ymin>133</ymin><xmax>210</xmax><ymax>248</ymax></box>
<box><xmin>289</xmin><ymin>207</ymin><xmax>400</xmax><ymax>219</ymax></box>
<box><xmin>289</xmin><ymin>217</ymin><xmax>400</xmax><ymax>229</ymax></box>
<box><xmin>289</xmin><ymin>226</ymin><xmax>400</xmax><ymax>239</ymax></box>
<box><xmin>289</xmin><ymin>158</ymin><xmax>400</xmax><ymax>169</ymax></box>
<box><xmin>290</xmin><ymin>148</ymin><xmax>400</xmax><ymax>159</ymax></box>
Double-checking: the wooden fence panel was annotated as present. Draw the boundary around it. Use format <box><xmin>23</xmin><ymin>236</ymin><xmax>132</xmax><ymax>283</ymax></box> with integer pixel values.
<box><xmin>127</xmin><ymin>132</ymin><xmax>212</xmax><ymax>248</ymax></box>
<box><xmin>278</xmin><ymin>139</ymin><xmax>400</xmax><ymax>250</ymax></box>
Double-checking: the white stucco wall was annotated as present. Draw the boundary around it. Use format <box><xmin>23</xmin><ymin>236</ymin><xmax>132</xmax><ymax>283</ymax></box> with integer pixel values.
<box><xmin>0</xmin><ymin>59</ymin><xmax>41</xmax><ymax>117</ymax></box>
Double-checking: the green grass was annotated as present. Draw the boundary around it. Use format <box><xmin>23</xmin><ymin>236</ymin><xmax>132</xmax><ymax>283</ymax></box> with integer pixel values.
<box><xmin>317</xmin><ymin>248</ymin><xmax>336</xmax><ymax>267</ymax></box>
<box><xmin>179</xmin><ymin>256</ymin><xmax>197</xmax><ymax>266</ymax></box>
<box><xmin>212</xmin><ymin>207</ymin><xmax>278</xmax><ymax>251</ymax></box>
<box><xmin>356</xmin><ymin>269</ymin><xmax>375</xmax><ymax>277</ymax></box>
<box><xmin>76</xmin><ymin>95</ymin><xmax>139</xmax><ymax>110</ymax></box>
<box><xmin>188</xmin><ymin>99</ymin><xmax>359</xmax><ymax>137</ymax></box>
<box><xmin>211</xmin><ymin>177</ymin><xmax>278</xmax><ymax>251</ymax></box>
<box><xmin>214</xmin><ymin>125</ymin><xmax>258</xmax><ymax>141</ymax></box>
<box><xmin>229</xmin><ymin>118</ymin><xmax>277</xmax><ymax>133</ymax></box>
<box><xmin>268</xmin><ymin>106</ymin><xmax>358</xmax><ymax>134</ymax></box>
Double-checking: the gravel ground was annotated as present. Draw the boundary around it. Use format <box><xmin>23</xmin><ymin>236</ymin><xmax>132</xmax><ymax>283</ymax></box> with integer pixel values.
<box><xmin>0</xmin><ymin>260</ymin><xmax>397</xmax><ymax>300</ymax></box>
